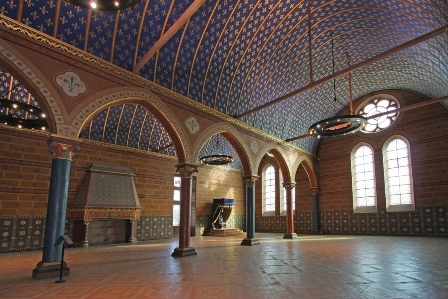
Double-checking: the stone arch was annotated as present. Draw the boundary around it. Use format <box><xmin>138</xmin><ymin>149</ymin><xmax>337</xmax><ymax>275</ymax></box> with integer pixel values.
<box><xmin>192</xmin><ymin>122</ymin><xmax>252</xmax><ymax>176</ymax></box>
<box><xmin>294</xmin><ymin>157</ymin><xmax>318</xmax><ymax>190</ymax></box>
<box><xmin>72</xmin><ymin>88</ymin><xmax>189</xmax><ymax>163</ymax></box>
<box><xmin>0</xmin><ymin>38</ymin><xmax>66</xmax><ymax>134</ymax></box>
<box><xmin>254</xmin><ymin>143</ymin><xmax>292</xmax><ymax>182</ymax></box>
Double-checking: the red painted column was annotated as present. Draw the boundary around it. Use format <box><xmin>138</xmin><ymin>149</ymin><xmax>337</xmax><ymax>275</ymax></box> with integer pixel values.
<box><xmin>172</xmin><ymin>163</ymin><xmax>198</xmax><ymax>257</ymax></box>
<box><xmin>283</xmin><ymin>182</ymin><xmax>297</xmax><ymax>239</ymax></box>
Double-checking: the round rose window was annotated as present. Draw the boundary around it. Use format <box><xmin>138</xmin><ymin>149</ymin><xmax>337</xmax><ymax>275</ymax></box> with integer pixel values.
<box><xmin>358</xmin><ymin>97</ymin><xmax>399</xmax><ymax>133</ymax></box>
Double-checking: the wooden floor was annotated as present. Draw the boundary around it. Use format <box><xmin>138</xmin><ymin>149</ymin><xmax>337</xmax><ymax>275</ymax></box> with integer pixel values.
<box><xmin>0</xmin><ymin>233</ymin><xmax>447</xmax><ymax>299</ymax></box>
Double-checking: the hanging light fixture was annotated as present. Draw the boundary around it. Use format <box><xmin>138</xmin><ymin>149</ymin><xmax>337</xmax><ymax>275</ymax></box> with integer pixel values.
<box><xmin>0</xmin><ymin>84</ymin><xmax>48</xmax><ymax>130</ymax></box>
<box><xmin>308</xmin><ymin>32</ymin><xmax>366</xmax><ymax>138</ymax></box>
<box><xmin>199</xmin><ymin>134</ymin><xmax>234</xmax><ymax>165</ymax></box>
<box><xmin>63</xmin><ymin>0</ymin><xmax>140</xmax><ymax>11</ymax></box>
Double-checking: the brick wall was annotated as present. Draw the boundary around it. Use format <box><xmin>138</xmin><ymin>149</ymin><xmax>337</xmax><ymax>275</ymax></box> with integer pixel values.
<box><xmin>314</xmin><ymin>90</ymin><xmax>448</xmax><ymax>236</ymax></box>
<box><xmin>0</xmin><ymin>126</ymin><xmax>246</xmax><ymax>251</ymax></box>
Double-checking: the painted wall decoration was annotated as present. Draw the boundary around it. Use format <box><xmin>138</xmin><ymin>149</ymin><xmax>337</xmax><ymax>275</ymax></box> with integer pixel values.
<box><xmin>55</xmin><ymin>71</ymin><xmax>87</xmax><ymax>97</ymax></box>
<box><xmin>185</xmin><ymin>116</ymin><xmax>199</xmax><ymax>134</ymax></box>
<box><xmin>251</xmin><ymin>141</ymin><xmax>259</xmax><ymax>153</ymax></box>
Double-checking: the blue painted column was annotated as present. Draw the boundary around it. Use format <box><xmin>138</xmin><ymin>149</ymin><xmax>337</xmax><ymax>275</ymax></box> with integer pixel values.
<box><xmin>283</xmin><ymin>182</ymin><xmax>297</xmax><ymax>239</ymax></box>
<box><xmin>32</xmin><ymin>135</ymin><xmax>80</xmax><ymax>280</ymax></box>
<box><xmin>172</xmin><ymin>163</ymin><xmax>198</xmax><ymax>257</ymax></box>
<box><xmin>241</xmin><ymin>175</ymin><xmax>259</xmax><ymax>246</ymax></box>
<box><xmin>312</xmin><ymin>188</ymin><xmax>321</xmax><ymax>233</ymax></box>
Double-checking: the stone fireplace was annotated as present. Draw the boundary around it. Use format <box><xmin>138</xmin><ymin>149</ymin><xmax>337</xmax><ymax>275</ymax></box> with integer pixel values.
<box><xmin>70</xmin><ymin>163</ymin><xmax>141</xmax><ymax>246</ymax></box>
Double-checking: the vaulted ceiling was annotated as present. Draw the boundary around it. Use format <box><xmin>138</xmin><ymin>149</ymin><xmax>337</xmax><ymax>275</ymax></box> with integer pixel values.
<box><xmin>1</xmin><ymin>0</ymin><xmax>448</xmax><ymax>157</ymax></box>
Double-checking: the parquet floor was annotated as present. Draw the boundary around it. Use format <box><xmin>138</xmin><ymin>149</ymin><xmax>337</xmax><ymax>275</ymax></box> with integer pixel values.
<box><xmin>0</xmin><ymin>233</ymin><xmax>447</xmax><ymax>299</ymax></box>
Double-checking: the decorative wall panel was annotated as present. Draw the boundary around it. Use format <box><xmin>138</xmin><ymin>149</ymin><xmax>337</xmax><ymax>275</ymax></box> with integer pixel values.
<box><xmin>0</xmin><ymin>216</ymin><xmax>45</xmax><ymax>252</ymax></box>
<box><xmin>303</xmin><ymin>204</ymin><xmax>448</xmax><ymax>237</ymax></box>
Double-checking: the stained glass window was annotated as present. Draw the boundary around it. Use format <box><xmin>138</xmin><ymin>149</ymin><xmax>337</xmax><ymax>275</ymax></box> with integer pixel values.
<box><xmin>358</xmin><ymin>97</ymin><xmax>399</xmax><ymax>133</ymax></box>
<box><xmin>352</xmin><ymin>144</ymin><xmax>377</xmax><ymax>213</ymax></box>
<box><xmin>384</xmin><ymin>137</ymin><xmax>414</xmax><ymax>212</ymax></box>
<box><xmin>263</xmin><ymin>165</ymin><xmax>276</xmax><ymax>214</ymax></box>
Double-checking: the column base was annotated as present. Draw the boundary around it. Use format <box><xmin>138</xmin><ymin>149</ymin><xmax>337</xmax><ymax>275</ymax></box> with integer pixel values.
<box><xmin>283</xmin><ymin>233</ymin><xmax>297</xmax><ymax>239</ymax></box>
<box><xmin>32</xmin><ymin>261</ymin><xmax>70</xmax><ymax>280</ymax></box>
<box><xmin>171</xmin><ymin>247</ymin><xmax>197</xmax><ymax>257</ymax></box>
<box><xmin>241</xmin><ymin>238</ymin><xmax>260</xmax><ymax>246</ymax></box>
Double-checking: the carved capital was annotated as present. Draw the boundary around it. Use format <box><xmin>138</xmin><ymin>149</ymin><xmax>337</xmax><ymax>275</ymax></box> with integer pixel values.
<box><xmin>283</xmin><ymin>182</ymin><xmax>296</xmax><ymax>190</ymax></box>
<box><xmin>47</xmin><ymin>135</ymin><xmax>80</xmax><ymax>161</ymax></box>
<box><xmin>311</xmin><ymin>188</ymin><xmax>319</xmax><ymax>196</ymax></box>
<box><xmin>176</xmin><ymin>162</ymin><xmax>198</xmax><ymax>178</ymax></box>
<box><xmin>243</xmin><ymin>175</ymin><xmax>259</xmax><ymax>187</ymax></box>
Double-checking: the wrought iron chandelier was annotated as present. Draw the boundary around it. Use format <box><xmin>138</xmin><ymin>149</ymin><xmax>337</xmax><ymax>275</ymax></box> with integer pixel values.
<box><xmin>64</xmin><ymin>0</ymin><xmax>140</xmax><ymax>11</ymax></box>
<box><xmin>308</xmin><ymin>33</ymin><xmax>366</xmax><ymax>138</ymax></box>
<box><xmin>0</xmin><ymin>84</ymin><xmax>48</xmax><ymax>130</ymax></box>
<box><xmin>199</xmin><ymin>134</ymin><xmax>234</xmax><ymax>165</ymax></box>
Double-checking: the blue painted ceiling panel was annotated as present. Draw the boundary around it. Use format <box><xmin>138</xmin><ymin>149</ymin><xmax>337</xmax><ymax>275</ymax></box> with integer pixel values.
<box><xmin>1</xmin><ymin>0</ymin><xmax>447</xmax><ymax>159</ymax></box>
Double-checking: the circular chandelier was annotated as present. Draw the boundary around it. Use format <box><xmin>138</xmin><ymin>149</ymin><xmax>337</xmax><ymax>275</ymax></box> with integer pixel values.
<box><xmin>308</xmin><ymin>115</ymin><xmax>366</xmax><ymax>138</ymax></box>
<box><xmin>199</xmin><ymin>154</ymin><xmax>234</xmax><ymax>165</ymax></box>
<box><xmin>64</xmin><ymin>0</ymin><xmax>140</xmax><ymax>11</ymax></box>
<box><xmin>199</xmin><ymin>134</ymin><xmax>234</xmax><ymax>166</ymax></box>
<box><xmin>307</xmin><ymin>32</ymin><xmax>366</xmax><ymax>138</ymax></box>
<box><xmin>0</xmin><ymin>98</ymin><xmax>48</xmax><ymax>130</ymax></box>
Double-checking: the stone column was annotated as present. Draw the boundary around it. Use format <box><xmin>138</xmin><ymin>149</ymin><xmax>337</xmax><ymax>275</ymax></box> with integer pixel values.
<box><xmin>311</xmin><ymin>188</ymin><xmax>321</xmax><ymax>233</ymax></box>
<box><xmin>241</xmin><ymin>175</ymin><xmax>260</xmax><ymax>246</ymax></box>
<box><xmin>283</xmin><ymin>182</ymin><xmax>297</xmax><ymax>239</ymax></box>
<box><xmin>82</xmin><ymin>221</ymin><xmax>89</xmax><ymax>247</ymax></box>
<box><xmin>128</xmin><ymin>219</ymin><xmax>135</xmax><ymax>243</ymax></box>
<box><xmin>32</xmin><ymin>135</ymin><xmax>80</xmax><ymax>280</ymax></box>
<box><xmin>172</xmin><ymin>163</ymin><xmax>198</xmax><ymax>257</ymax></box>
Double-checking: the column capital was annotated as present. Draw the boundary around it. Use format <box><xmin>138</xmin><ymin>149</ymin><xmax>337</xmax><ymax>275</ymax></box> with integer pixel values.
<box><xmin>243</xmin><ymin>175</ymin><xmax>259</xmax><ymax>187</ymax></box>
<box><xmin>47</xmin><ymin>135</ymin><xmax>80</xmax><ymax>161</ymax></box>
<box><xmin>282</xmin><ymin>182</ymin><xmax>296</xmax><ymax>189</ymax></box>
<box><xmin>176</xmin><ymin>162</ymin><xmax>198</xmax><ymax>178</ymax></box>
<box><xmin>311</xmin><ymin>187</ymin><xmax>319</xmax><ymax>195</ymax></box>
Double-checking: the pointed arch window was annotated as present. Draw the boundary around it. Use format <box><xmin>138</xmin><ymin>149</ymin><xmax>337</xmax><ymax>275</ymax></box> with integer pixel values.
<box><xmin>262</xmin><ymin>164</ymin><xmax>276</xmax><ymax>216</ymax></box>
<box><xmin>351</xmin><ymin>143</ymin><xmax>377</xmax><ymax>213</ymax></box>
<box><xmin>383</xmin><ymin>136</ymin><xmax>414</xmax><ymax>212</ymax></box>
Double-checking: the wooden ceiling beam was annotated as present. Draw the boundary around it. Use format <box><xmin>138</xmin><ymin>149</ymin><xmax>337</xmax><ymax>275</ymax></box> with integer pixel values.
<box><xmin>236</xmin><ymin>24</ymin><xmax>448</xmax><ymax>119</ymax></box>
<box><xmin>133</xmin><ymin>0</ymin><xmax>207</xmax><ymax>73</ymax></box>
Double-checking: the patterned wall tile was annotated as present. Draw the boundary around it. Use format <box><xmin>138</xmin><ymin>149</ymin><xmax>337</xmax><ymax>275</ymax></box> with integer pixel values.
<box><xmin>410</xmin><ymin>207</ymin><xmax>422</xmax><ymax>235</ymax></box>
<box><xmin>325</xmin><ymin>211</ymin><xmax>333</xmax><ymax>233</ymax></box>
<box><xmin>332</xmin><ymin>211</ymin><xmax>340</xmax><ymax>234</ymax></box>
<box><xmin>305</xmin><ymin>212</ymin><xmax>312</xmax><ymax>233</ymax></box>
<box><xmin>435</xmin><ymin>205</ymin><xmax>447</xmax><ymax>236</ymax></box>
<box><xmin>0</xmin><ymin>217</ymin><xmax>14</xmax><ymax>252</ymax></box>
<box><xmin>369</xmin><ymin>213</ymin><xmax>378</xmax><ymax>234</ymax></box>
<box><xmin>350</xmin><ymin>212</ymin><xmax>358</xmax><ymax>234</ymax></box>
<box><xmin>422</xmin><ymin>206</ymin><xmax>435</xmax><ymax>235</ymax></box>
<box><xmin>14</xmin><ymin>217</ymin><xmax>31</xmax><ymax>251</ymax></box>
<box><xmin>359</xmin><ymin>214</ymin><xmax>368</xmax><ymax>234</ymax></box>
<box><xmin>31</xmin><ymin>217</ymin><xmax>45</xmax><ymax>249</ymax></box>
<box><xmin>378</xmin><ymin>209</ymin><xmax>388</xmax><ymax>234</ymax></box>
<box><xmin>341</xmin><ymin>211</ymin><xmax>350</xmax><ymax>234</ymax></box>
<box><xmin>388</xmin><ymin>213</ymin><xmax>399</xmax><ymax>234</ymax></box>
<box><xmin>398</xmin><ymin>212</ymin><xmax>410</xmax><ymax>235</ymax></box>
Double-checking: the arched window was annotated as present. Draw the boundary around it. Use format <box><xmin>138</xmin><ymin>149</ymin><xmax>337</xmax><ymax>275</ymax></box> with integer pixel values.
<box><xmin>262</xmin><ymin>164</ymin><xmax>276</xmax><ymax>215</ymax></box>
<box><xmin>351</xmin><ymin>143</ymin><xmax>377</xmax><ymax>213</ymax></box>
<box><xmin>383</xmin><ymin>136</ymin><xmax>414</xmax><ymax>212</ymax></box>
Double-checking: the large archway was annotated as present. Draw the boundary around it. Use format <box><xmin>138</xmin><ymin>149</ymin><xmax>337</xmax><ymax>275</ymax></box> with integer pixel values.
<box><xmin>73</xmin><ymin>88</ymin><xmax>189</xmax><ymax>163</ymax></box>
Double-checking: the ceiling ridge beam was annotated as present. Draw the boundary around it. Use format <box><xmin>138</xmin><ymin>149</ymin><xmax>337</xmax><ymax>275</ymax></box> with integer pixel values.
<box><xmin>236</xmin><ymin>24</ymin><xmax>448</xmax><ymax>119</ymax></box>
<box><xmin>133</xmin><ymin>0</ymin><xmax>207</xmax><ymax>73</ymax></box>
